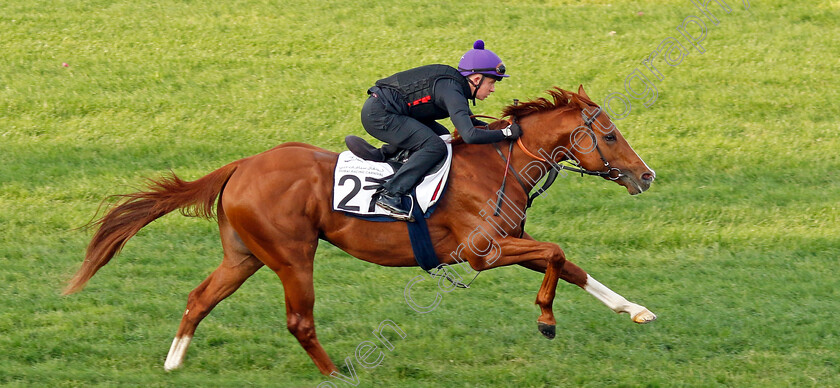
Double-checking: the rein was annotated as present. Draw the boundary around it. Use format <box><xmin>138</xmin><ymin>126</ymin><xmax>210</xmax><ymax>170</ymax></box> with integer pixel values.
<box><xmin>470</xmin><ymin>114</ymin><xmax>527</xmax><ymax>216</ymax></box>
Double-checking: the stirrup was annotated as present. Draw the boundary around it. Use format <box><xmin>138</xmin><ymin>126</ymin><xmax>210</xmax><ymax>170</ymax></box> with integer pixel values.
<box><xmin>374</xmin><ymin>191</ymin><xmax>415</xmax><ymax>222</ymax></box>
<box><xmin>428</xmin><ymin>264</ymin><xmax>481</xmax><ymax>289</ymax></box>
<box><xmin>345</xmin><ymin>135</ymin><xmax>386</xmax><ymax>162</ymax></box>
<box><xmin>380</xmin><ymin>209</ymin><xmax>414</xmax><ymax>222</ymax></box>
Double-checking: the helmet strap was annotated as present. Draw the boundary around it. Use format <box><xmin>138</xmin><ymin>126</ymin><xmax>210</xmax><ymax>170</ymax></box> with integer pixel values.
<box><xmin>467</xmin><ymin>74</ymin><xmax>486</xmax><ymax>106</ymax></box>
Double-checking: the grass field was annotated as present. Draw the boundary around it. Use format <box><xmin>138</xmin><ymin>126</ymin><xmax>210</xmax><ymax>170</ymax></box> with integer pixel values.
<box><xmin>2</xmin><ymin>0</ymin><xmax>839</xmax><ymax>386</ymax></box>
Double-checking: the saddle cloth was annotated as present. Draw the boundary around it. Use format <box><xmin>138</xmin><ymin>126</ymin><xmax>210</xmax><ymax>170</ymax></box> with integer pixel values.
<box><xmin>332</xmin><ymin>135</ymin><xmax>452</xmax><ymax>218</ymax></box>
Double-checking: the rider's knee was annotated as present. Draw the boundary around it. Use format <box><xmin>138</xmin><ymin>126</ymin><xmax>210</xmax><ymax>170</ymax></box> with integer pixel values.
<box><xmin>423</xmin><ymin>136</ymin><xmax>448</xmax><ymax>156</ymax></box>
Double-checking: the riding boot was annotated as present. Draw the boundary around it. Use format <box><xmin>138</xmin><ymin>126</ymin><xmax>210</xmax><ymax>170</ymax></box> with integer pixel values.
<box><xmin>345</xmin><ymin>135</ymin><xmax>387</xmax><ymax>162</ymax></box>
<box><xmin>374</xmin><ymin>188</ymin><xmax>413</xmax><ymax>221</ymax></box>
<box><xmin>380</xmin><ymin>143</ymin><xmax>400</xmax><ymax>160</ymax></box>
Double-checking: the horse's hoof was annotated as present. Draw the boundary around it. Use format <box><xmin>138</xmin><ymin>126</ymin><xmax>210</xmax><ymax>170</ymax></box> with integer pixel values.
<box><xmin>537</xmin><ymin>322</ymin><xmax>556</xmax><ymax>339</ymax></box>
<box><xmin>632</xmin><ymin>309</ymin><xmax>657</xmax><ymax>324</ymax></box>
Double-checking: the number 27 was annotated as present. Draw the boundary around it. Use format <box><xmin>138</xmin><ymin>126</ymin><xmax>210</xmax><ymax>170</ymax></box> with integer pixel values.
<box><xmin>337</xmin><ymin>175</ymin><xmax>379</xmax><ymax>212</ymax></box>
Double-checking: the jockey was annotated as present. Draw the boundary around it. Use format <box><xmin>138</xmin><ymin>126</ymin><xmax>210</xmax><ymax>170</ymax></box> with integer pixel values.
<box><xmin>357</xmin><ymin>39</ymin><xmax>521</xmax><ymax>220</ymax></box>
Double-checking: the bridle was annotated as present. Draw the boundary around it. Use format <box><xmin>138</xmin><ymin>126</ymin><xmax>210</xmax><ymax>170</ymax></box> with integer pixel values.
<box><xmin>476</xmin><ymin>104</ymin><xmax>624</xmax><ymax>219</ymax></box>
<box><xmin>516</xmin><ymin>105</ymin><xmax>623</xmax><ymax>181</ymax></box>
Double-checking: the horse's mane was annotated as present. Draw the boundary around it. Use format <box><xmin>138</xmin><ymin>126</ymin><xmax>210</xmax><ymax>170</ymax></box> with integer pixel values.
<box><xmin>501</xmin><ymin>87</ymin><xmax>596</xmax><ymax>119</ymax></box>
<box><xmin>452</xmin><ymin>87</ymin><xmax>597</xmax><ymax>144</ymax></box>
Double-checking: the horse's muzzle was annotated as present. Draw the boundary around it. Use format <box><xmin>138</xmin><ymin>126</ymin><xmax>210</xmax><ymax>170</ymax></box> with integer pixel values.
<box><xmin>621</xmin><ymin>169</ymin><xmax>655</xmax><ymax>195</ymax></box>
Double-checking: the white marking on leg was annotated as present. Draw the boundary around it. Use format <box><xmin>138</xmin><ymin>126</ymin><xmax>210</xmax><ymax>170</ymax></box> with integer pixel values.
<box><xmin>584</xmin><ymin>275</ymin><xmax>656</xmax><ymax>323</ymax></box>
<box><xmin>164</xmin><ymin>336</ymin><xmax>192</xmax><ymax>371</ymax></box>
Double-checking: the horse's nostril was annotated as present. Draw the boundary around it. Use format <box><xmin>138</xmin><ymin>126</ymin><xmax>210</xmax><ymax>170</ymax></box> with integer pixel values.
<box><xmin>641</xmin><ymin>172</ymin><xmax>654</xmax><ymax>182</ymax></box>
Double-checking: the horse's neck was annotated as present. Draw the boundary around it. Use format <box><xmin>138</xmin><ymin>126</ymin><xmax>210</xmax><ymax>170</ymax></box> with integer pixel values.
<box><xmin>450</xmin><ymin>110</ymin><xmax>576</xmax><ymax>196</ymax></box>
<box><xmin>452</xmin><ymin>141</ymin><xmax>550</xmax><ymax>195</ymax></box>
<box><xmin>509</xmin><ymin>113</ymin><xmax>574</xmax><ymax>189</ymax></box>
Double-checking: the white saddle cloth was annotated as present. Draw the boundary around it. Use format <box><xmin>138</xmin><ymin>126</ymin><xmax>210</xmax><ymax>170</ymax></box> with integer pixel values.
<box><xmin>332</xmin><ymin>135</ymin><xmax>452</xmax><ymax>217</ymax></box>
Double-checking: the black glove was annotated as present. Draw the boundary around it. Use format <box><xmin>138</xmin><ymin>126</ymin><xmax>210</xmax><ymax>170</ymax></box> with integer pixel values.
<box><xmin>501</xmin><ymin>122</ymin><xmax>522</xmax><ymax>140</ymax></box>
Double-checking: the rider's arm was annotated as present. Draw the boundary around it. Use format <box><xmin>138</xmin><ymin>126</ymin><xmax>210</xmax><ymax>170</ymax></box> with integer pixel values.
<box><xmin>435</xmin><ymin>79</ymin><xmax>505</xmax><ymax>144</ymax></box>
<box><xmin>471</xmin><ymin>117</ymin><xmax>488</xmax><ymax>128</ymax></box>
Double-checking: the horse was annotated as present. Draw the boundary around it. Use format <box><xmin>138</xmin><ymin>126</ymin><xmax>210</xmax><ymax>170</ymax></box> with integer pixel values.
<box><xmin>64</xmin><ymin>85</ymin><xmax>657</xmax><ymax>375</ymax></box>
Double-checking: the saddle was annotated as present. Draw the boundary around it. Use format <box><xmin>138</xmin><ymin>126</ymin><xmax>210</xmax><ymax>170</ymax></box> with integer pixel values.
<box><xmin>333</xmin><ymin>135</ymin><xmax>452</xmax><ymax>219</ymax></box>
<box><xmin>339</xmin><ymin>135</ymin><xmax>451</xmax><ymax>271</ymax></box>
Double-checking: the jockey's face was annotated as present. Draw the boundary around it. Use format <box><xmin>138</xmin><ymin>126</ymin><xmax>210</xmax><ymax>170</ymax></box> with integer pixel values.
<box><xmin>467</xmin><ymin>74</ymin><xmax>497</xmax><ymax>101</ymax></box>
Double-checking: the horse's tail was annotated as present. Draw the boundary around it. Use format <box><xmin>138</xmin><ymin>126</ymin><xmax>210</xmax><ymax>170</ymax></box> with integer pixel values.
<box><xmin>63</xmin><ymin>162</ymin><xmax>240</xmax><ymax>295</ymax></box>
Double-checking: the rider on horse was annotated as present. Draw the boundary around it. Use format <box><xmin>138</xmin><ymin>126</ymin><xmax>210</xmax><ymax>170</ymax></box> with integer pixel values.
<box><xmin>354</xmin><ymin>39</ymin><xmax>522</xmax><ymax>220</ymax></box>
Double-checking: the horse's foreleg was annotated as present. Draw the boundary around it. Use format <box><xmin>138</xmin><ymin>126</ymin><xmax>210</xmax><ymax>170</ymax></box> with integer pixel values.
<box><xmin>164</xmin><ymin>253</ymin><xmax>263</xmax><ymax>371</ymax></box>
<box><xmin>519</xmin><ymin>258</ymin><xmax>586</xmax><ymax>285</ymax></box>
<box><xmin>275</xmin><ymin>263</ymin><xmax>338</xmax><ymax>375</ymax></box>
<box><xmin>519</xmin><ymin>259</ymin><xmax>656</xmax><ymax>323</ymax></box>
<box><xmin>248</xmin><ymin>231</ymin><xmax>337</xmax><ymax>375</ymax></box>
<box><xmin>462</xmin><ymin>237</ymin><xmax>567</xmax><ymax>339</ymax></box>
<box><xmin>517</xmin><ymin>237</ymin><xmax>656</xmax><ymax>325</ymax></box>
<box><xmin>583</xmin><ymin>275</ymin><xmax>657</xmax><ymax>324</ymax></box>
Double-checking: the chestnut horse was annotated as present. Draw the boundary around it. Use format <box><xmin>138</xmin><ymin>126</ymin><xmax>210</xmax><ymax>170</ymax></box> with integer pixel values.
<box><xmin>64</xmin><ymin>86</ymin><xmax>656</xmax><ymax>375</ymax></box>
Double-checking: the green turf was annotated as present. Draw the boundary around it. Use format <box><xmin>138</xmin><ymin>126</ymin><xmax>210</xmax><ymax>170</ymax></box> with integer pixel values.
<box><xmin>2</xmin><ymin>0</ymin><xmax>838</xmax><ymax>386</ymax></box>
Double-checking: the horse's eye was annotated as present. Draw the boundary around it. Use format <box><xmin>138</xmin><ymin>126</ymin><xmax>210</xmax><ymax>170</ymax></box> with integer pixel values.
<box><xmin>604</xmin><ymin>134</ymin><xmax>617</xmax><ymax>142</ymax></box>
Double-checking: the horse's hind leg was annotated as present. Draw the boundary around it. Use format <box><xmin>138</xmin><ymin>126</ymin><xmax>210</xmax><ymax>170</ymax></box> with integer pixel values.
<box><xmin>164</xmin><ymin>253</ymin><xmax>262</xmax><ymax>370</ymax></box>
<box><xmin>164</xmin><ymin>214</ymin><xmax>264</xmax><ymax>371</ymax></box>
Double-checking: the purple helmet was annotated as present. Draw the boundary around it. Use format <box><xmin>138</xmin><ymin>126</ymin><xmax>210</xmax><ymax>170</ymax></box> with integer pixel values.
<box><xmin>457</xmin><ymin>40</ymin><xmax>508</xmax><ymax>79</ymax></box>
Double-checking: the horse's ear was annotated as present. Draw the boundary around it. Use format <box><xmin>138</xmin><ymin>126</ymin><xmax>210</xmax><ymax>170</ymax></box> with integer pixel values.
<box><xmin>570</xmin><ymin>93</ymin><xmax>588</xmax><ymax>109</ymax></box>
<box><xmin>577</xmin><ymin>84</ymin><xmax>590</xmax><ymax>100</ymax></box>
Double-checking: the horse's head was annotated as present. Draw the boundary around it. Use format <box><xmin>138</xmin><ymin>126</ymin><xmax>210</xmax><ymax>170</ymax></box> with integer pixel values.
<box><xmin>503</xmin><ymin>86</ymin><xmax>655</xmax><ymax>195</ymax></box>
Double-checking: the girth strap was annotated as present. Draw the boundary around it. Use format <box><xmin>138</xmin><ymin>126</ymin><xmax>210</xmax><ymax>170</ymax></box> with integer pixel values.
<box><xmin>527</xmin><ymin>167</ymin><xmax>559</xmax><ymax>210</ymax></box>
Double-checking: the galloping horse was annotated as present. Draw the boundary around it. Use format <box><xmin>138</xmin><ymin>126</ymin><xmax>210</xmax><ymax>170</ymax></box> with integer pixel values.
<box><xmin>64</xmin><ymin>86</ymin><xmax>657</xmax><ymax>375</ymax></box>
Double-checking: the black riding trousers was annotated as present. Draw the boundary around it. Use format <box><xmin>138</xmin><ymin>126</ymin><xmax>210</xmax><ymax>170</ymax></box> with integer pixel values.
<box><xmin>360</xmin><ymin>95</ymin><xmax>448</xmax><ymax>195</ymax></box>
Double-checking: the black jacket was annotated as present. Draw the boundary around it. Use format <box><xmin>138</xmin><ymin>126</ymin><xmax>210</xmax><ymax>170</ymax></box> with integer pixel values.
<box><xmin>369</xmin><ymin>64</ymin><xmax>505</xmax><ymax>144</ymax></box>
